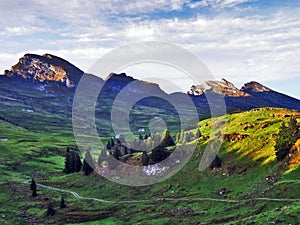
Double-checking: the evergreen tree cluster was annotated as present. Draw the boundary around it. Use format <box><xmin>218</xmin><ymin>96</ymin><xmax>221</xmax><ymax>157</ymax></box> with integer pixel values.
<box><xmin>64</xmin><ymin>148</ymin><xmax>82</xmax><ymax>174</ymax></box>
<box><xmin>275</xmin><ymin>117</ymin><xmax>300</xmax><ymax>161</ymax></box>
<box><xmin>63</xmin><ymin>148</ymin><xmax>95</xmax><ymax>176</ymax></box>
<box><xmin>101</xmin><ymin>130</ymin><xmax>176</xmax><ymax>167</ymax></box>
<box><xmin>150</xmin><ymin>129</ymin><xmax>175</xmax><ymax>164</ymax></box>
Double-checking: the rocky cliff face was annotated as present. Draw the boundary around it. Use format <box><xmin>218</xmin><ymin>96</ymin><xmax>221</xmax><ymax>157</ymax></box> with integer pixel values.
<box><xmin>188</xmin><ymin>78</ymin><xmax>249</xmax><ymax>97</ymax></box>
<box><xmin>241</xmin><ymin>81</ymin><xmax>272</xmax><ymax>93</ymax></box>
<box><xmin>4</xmin><ymin>53</ymin><xmax>83</xmax><ymax>88</ymax></box>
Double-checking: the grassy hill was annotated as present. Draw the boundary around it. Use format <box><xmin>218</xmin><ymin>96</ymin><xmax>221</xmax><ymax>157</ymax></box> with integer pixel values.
<box><xmin>0</xmin><ymin>107</ymin><xmax>300</xmax><ymax>224</ymax></box>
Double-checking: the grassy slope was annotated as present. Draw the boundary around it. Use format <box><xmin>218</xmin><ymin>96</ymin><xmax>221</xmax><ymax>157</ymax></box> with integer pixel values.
<box><xmin>0</xmin><ymin>108</ymin><xmax>300</xmax><ymax>224</ymax></box>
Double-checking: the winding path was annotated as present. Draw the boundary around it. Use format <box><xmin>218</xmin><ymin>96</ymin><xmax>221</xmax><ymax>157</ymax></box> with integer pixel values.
<box><xmin>32</xmin><ymin>182</ymin><xmax>300</xmax><ymax>204</ymax></box>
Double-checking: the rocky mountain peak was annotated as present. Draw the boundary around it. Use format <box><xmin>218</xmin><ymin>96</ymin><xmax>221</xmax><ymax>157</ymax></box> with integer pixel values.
<box><xmin>105</xmin><ymin>73</ymin><xmax>135</xmax><ymax>81</ymax></box>
<box><xmin>188</xmin><ymin>78</ymin><xmax>249</xmax><ymax>97</ymax></box>
<box><xmin>104</xmin><ymin>72</ymin><xmax>163</xmax><ymax>94</ymax></box>
<box><xmin>4</xmin><ymin>53</ymin><xmax>83</xmax><ymax>88</ymax></box>
<box><xmin>241</xmin><ymin>81</ymin><xmax>272</xmax><ymax>93</ymax></box>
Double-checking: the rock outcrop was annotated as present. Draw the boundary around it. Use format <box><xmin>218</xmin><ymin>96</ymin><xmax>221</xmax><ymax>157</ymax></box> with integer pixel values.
<box><xmin>4</xmin><ymin>53</ymin><xmax>83</xmax><ymax>88</ymax></box>
<box><xmin>241</xmin><ymin>81</ymin><xmax>272</xmax><ymax>93</ymax></box>
<box><xmin>187</xmin><ymin>78</ymin><xmax>249</xmax><ymax>97</ymax></box>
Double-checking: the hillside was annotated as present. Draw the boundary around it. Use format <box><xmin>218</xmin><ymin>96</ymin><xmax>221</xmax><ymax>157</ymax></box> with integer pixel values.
<box><xmin>1</xmin><ymin>53</ymin><xmax>300</xmax><ymax>224</ymax></box>
<box><xmin>1</xmin><ymin>108</ymin><xmax>300</xmax><ymax>224</ymax></box>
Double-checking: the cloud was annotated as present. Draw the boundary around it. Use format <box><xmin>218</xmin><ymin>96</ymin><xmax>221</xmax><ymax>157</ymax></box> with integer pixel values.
<box><xmin>188</xmin><ymin>0</ymin><xmax>255</xmax><ymax>9</ymax></box>
<box><xmin>0</xmin><ymin>0</ymin><xmax>299</xmax><ymax>98</ymax></box>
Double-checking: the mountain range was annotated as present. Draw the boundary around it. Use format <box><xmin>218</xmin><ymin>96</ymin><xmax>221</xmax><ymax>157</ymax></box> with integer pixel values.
<box><xmin>1</xmin><ymin>53</ymin><xmax>300</xmax><ymax>224</ymax></box>
<box><xmin>1</xmin><ymin>53</ymin><xmax>300</xmax><ymax>114</ymax></box>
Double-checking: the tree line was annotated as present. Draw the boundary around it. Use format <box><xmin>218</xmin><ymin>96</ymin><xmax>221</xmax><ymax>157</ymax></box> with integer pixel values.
<box><xmin>63</xmin><ymin>129</ymin><xmax>202</xmax><ymax>176</ymax></box>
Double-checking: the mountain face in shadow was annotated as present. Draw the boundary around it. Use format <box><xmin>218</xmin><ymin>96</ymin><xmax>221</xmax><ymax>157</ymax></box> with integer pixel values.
<box><xmin>0</xmin><ymin>53</ymin><xmax>299</xmax><ymax>134</ymax></box>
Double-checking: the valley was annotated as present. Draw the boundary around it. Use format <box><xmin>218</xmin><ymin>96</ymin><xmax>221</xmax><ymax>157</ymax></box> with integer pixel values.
<box><xmin>0</xmin><ymin>54</ymin><xmax>300</xmax><ymax>224</ymax></box>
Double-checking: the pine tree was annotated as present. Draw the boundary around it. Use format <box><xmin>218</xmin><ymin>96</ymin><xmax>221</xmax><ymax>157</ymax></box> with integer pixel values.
<box><xmin>113</xmin><ymin>145</ymin><xmax>121</xmax><ymax>160</ymax></box>
<box><xmin>106</xmin><ymin>140</ymin><xmax>111</xmax><ymax>150</ymax></box>
<box><xmin>30</xmin><ymin>178</ymin><xmax>36</xmax><ymax>190</ymax></box>
<box><xmin>275</xmin><ymin>117</ymin><xmax>300</xmax><ymax>160</ymax></box>
<box><xmin>31</xmin><ymin>178</ymin><xmax>37</xmax><ymax>197</ymax></box>
<box><xmin>151</xmin><ymin>147</ymin><xmax>170</xmax><ymax>163</ymax></box>
<box><xmin>139</xmin><ymin>133</ymin><xmax>143</xmax><ymax>140</ymax></box>
<box><xmin>82</xmin><ymin>151</ymin><xmax>94</xmax><ymax>175</ymax></box>
<box><xmin>73</xmin><ymin>152</ymin><xmax>82</xmax><ymax>173</ymax></box>
<box><xmin>144</xmin><ymin>133</ymin><xmax>149</xmax><ymax>140</ymax></box>
<box><xmin>117</xmin><ymin>138</ymin><xmax>121</xmax><ymax>145</ymax></box>
<box><xmin>60</xmin><ymin>196</ymin><xmax>67</xmax><ymax>209</ymax></box>
<box><xmin>64</xmin><ymin>149</ymin><xmax>82</xmax><ymax>173</ymax></box>
<box><xmin>141</xmin><ymin>151</ymin><xmax>150</xmax><ymax>166</ymax></box>
<box><xmin>124</xmin><ymin>146</ymin><xmax>128</xmax><ymax>155</ymax></box>
<box><xmin>110</xmin><ymin>138</ymin><xmax>115</xmax><ymax>147</ymax></box>
<box><xmin>64</xmin><ymin>148</ymin><xmax>73</xmax><ymax>174</ymax></box>
<box><xmin>46</xmin><ymin>203</ymin><xmax>55</xmax><ymax>216</ymax></box>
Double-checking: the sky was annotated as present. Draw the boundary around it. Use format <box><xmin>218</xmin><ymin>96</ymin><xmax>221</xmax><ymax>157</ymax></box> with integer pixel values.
<box><xmin>0</xmin><ymin>0</ymin><xmax>300</xmax><ymax>98</ymax></box>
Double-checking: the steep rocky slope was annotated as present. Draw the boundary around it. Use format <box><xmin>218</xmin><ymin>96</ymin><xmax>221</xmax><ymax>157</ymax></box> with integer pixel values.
<box><xmin>188</xmin><ymin>78</ymin><xmax>249</xmax><ymax>97</ymax></box>
<box><xmin>3</xmin><ymin>53</ymin><xmax>83</xmax><ymax>88</ymax></box>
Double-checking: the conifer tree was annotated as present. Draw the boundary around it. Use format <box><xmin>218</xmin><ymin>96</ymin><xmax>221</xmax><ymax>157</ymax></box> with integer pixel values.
<box><xmin>141</xmin><ymin>151</ymin><xmax>150</xmax><ymax>166</ymax></box>
<box><xmin>110</xmin><ymin>138</ymin><xmax>115</xmax><ymax>147</ymax></box>
<box><xmin>46</xmin><ymin>203</ymin><xmax>55</xmax><ymax>216</ymax></box>
<box><xmin>106</xmin><ymin>140</ymin><xmax>111</xmax><ymax>150</ymax></box>
<box><xmin>113</xmin><ymin>145</ymin><xmax>121</xmax><ymax>160</ymax></box>
<box><xmin>60</xmin><ymin>196</ymin><xmax>67</xmax><ymax>209</ymax></box>
<box><xmin>139</xmin><ymin>133</ymin><xmax>143</xmax><ymax>140</ymax></box>
<box><xmin>30</xmin><ymin>178</ymin><xmax>36</xmax><ymax>190</ymax></box>
<box><xmin>144</xmin><ymin>133</ymin><xmax>149</xmax><ymax>140</ymax></box>
<box><xmin>124</xmin><ymin>146</ymin><xmax>128</xmax><ymax>155</ymax></box>
<box><xmin>64</xmin><ymin>148</ymin><xmax>73</xmax><ymax>174</ymax></box>
<box><xmin>64</xmin><ymin>148</ymin><xmax>82</xmax><ymax>173</ymax></box>
<box><xmin>31</xmin><ymin>178</ymin><xmax>37</xmax><ymax>197</ymax></box>
<box><xmin>73</xmin><ymin>152</ymin><xmax>82</xmax><ymax>173</ymax></box>
<box><xmin>151</xmin><ymin>147</ymin><xmax>170</xmax><ymax>163</ymax></box>
<box><xmin>82</xmin><ymin>151</ymin><xmax>94</xmax><ymax>175</ymax></box>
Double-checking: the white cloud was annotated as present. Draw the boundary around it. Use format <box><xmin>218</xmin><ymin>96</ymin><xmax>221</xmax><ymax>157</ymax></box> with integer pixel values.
<box><xmin>0</xmin><ymin>1</ymin><xmax>299</xmax><ymax>98</ymax></box>
<box><xmin>188</xmin><ymin>0</ymin><xmax>254</xmax><ymax>9</ymax></box>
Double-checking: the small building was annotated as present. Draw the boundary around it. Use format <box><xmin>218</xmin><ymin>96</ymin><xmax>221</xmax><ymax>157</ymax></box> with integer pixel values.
<box><xmin>0</xmin><ymin>137</ymin><xmax>8</xmax><ymax>141</ymax></box>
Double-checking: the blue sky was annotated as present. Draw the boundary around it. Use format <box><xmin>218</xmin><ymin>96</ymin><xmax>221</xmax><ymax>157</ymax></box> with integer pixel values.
<box><xmin>0</xmin><ymin>0</ymin><xmax>299</xmax><ymax>98</ymax></box>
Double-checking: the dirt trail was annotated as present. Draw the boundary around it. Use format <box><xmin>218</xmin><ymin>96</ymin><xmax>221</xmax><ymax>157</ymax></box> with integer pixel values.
<box><xmin>33</xmin><ymin>182</ymin><xmax>300</xmax><ymax>204</ymax></box>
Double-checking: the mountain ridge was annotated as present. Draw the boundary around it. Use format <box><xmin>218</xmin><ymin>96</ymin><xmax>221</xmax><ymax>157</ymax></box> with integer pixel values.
<box><xmin>1</xmin><ymin>53</ymin><xmax>300</xmax><ymax>114</ymax></box>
